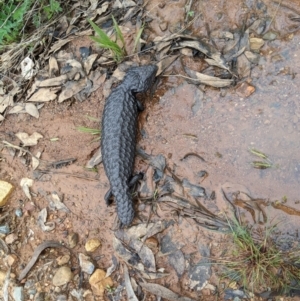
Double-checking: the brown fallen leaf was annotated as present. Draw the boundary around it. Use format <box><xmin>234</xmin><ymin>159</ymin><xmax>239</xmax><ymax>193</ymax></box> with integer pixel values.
<box><xmin>124</xmin><ymin>265</ymin><xmax>139</xmax><ymax>301</ymax></box>
<box><xmin>37</xmin><ymin>208</ymin><xmax>55</xmax><ymax>232</ymax></box>
<box><xmin>83</xmin><ymin>53</ymin><xmax>98</xmax><ymax>75</ymax></box>
<box><xmin>32</xmin><ymin>151</ymin><xmax>41</xmax><ymax>170</ymax></box>
<box><xmin>86</xmin><ymin>148</ymin><xmax>102</xmax><ymax>169</ymax></box>
<box><xmin>16</xmin><ymin>132</ymin><xmax>43</xmax><ymax>146</ymax></box>
<box><xmin>179</xmin><ymin>40</ymin><xmax>229</xmax><ymax>71</ymax></box>
<box><xmin>89</xmin><ymin>71</ymin><xmax>106</xmax><ymax>93</ymax></box>
<box><xmin>185</xmin><ymin>67</ymin><xmax>233</xmax><ymax>88</ymax></box>
<box><xmin>58</xmin><ymin>79</ymin><xmax>87</xmax><ymax>103</ymax></box>
<box><xmin>235</xmin><ymin>82</ymin><xmax>255</xmax><ymax>98</ymax></box>
<box><xmin>237</xmin><ymin>53</ymin><xmax>251</xmax><ymax>79</ymax></box>
<box><xmin>8</xmin><ymin>104</ymin><xmax>26</xmax><ymax>115</ymax></box>
<box><xmin>157</xmin><ymin>55</ymin><xmax>179</xmax><ymax>76</ymax></box>
<box><xmin>20</xmin><ymin>178</ymin><xmax>33</xmax><ymax>200</ymax></box>
<box><xmin>37</xmin><ymin>75</ymin><xmax>69</xmax><ymax>87</ymax></box>
<box><xmin>27</xmin><ymin>87</ymin><xmax>60</xmax><ymax>102</ymax></box>
<box><xmin>0</xmin><ymin>94</ymin><xmax>14</xmax><ymax>114</ymax></box>
<box><xmin>25</xmin><ymin>103</ymin><xmax>39</xmax><ymax>118</ymax></box>
<box><xmin>140</xmin><ymin>282</ymin><xmax>195</xmax><ymax>301</ymax></box>
<box><xmin>49</xmin><ymin>56</ymin><xmax>59</xmax><ymax>77</ymax></box>
<box><xmin>114</xmin><ymin>230</ymin><xmax>156</xmax><ymax>272</ymax></box>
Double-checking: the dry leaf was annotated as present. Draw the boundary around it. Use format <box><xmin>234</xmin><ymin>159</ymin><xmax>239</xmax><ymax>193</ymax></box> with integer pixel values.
<box><xmin>105</xmin><ymin>256</ymin><xmax>118</xmax><ymax>278</ymax></box>
<box><xmin>140</xmin><ymin>282</ymin><xmax>195</xmax><ymax>301</ymax></box>
<box><xmin>20</xmin><ymin>178</ymin><xmax>33</xmax><ymax>200</ymax></box>
<box><xmin>237</xmin><ymin>54</ymin><xmax>251</xmax><ymax>79</ymax></box>
<box><xmin>27</xmin><ymin>87</ymin><xmax>60</xmax><ymax>102</ymax></box>
<box><xmin>37</xmin><ymin>208</ymin><xmax>55</xmax><ymax>231</ymax></box>
<box><xmin>96</xmin><ymin>2</ymin><xmax>109</xmax><ymax>14</ymax></box>
<box><xmin>16</xmin><ymin>132</ymin><xmax>43</xmax><ymax>146</ymax></box>
<box><xmin>37</xmin><ymin>75</ymin><xmax>68</xmax><ymax>87</ymax></box>
<box><xmin>25</xmin><ymin>103</ymin><xmax>39</xmax><ymax>118</ymax></box>
<box><xmin>8</xmin><ymin>104</ymin><xmax>25</xmax><ymax>114</ymax></box>
<box><xmin>49</xmin><ymin>192</ymin><xmax>70</xmax><ymax>212</ymax></box>
<box><xmin>89</xmin><ymin>71</ymin><xmax>106</xmax><ymax>93</ymax></box>
<box><xmin>86</xmin><ymin>148</ymin><xmax>102</xmax><ymax>169</ymax></box>
<box><xmin>157</xmin><ymin>56</ymin><xmax>178</xmax><ymax>76</ymax></box>
<box><xmin>115</xmin><ymin>228</ymin><xmax>156</xmax><ymax>272</ymax></box>
<box><xmin>178</xmin><ymin>40</ymin><xmax>229</xmax><ymax>70</ymax></box>
<box><xmin>84</xmin><ymin>54</ymin><xmax>98</xmax><ymax>75</ymax></box>
<box><xmin>20</xmin><ymin>57</ymin><xmax>35</xmax><ymax>80</ymax></box>
<box><xmin>58</xmin><ymin>79</ymin><xmax>87</xmax><ymax>103</ymax></box>
<box><xmin>32</xmin><ymin>151</ymin><xmax>41</xmax><ymax>170</ymax></box>
<box><xmin>185</xmin><ymin>68</ymin><xmax>233</xmax><ymax>88</ymax></box>
<box><xmin>47</xmin><ymin>37</ymin><xmax>74</xmax><ymax>57</ymax></box>
<box><xmin>0</xmin><ymin>94</ymin><xmax>14</xmax><ymax>114</ymax></box>
<box><xmin>49</xmin><ymin>56</ymin><xmax>59</xmax><ymax>77</ymax></box>
<box><xmin>124</xmin><ymin>265</ymin><xmax>139</xmax><ymax>301</ymax></box>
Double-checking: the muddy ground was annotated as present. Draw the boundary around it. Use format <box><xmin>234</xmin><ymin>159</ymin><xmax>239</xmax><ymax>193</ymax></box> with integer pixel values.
<box><xmin>1</xmin><ymin>0</ymin><xmax>300</xmax><ymax>300</ymax></box>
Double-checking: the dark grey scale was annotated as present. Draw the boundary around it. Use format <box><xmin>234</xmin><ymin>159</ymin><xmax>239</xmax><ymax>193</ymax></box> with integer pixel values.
<box><xmin>101</xmin><ymin>65</ymin><xmax>158</xmax><ymax>226</ymax></box>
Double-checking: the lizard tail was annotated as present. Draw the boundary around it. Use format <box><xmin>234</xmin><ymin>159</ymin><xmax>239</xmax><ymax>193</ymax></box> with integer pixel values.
<box><xmin>115</xmin><ymin>188</ymin><xmax>135</xmax><ymax>226</ymax></box>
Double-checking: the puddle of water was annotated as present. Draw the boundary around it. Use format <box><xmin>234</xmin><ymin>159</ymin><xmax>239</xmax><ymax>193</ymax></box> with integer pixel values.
<box><xmin>143</xmin><ymin>0</ymin><xmax>300</xmax><ymax>235</ymax></box>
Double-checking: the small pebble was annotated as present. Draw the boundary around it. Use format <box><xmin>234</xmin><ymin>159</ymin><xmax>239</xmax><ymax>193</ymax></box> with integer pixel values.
<box><xmin>0</xmin><ymin>224</ymin><xmax>10</xmax><ymax>234</ymax></box>
<box><xmin>56</xmin><ymin>295</ymin><xmax>67</xmax><ymax>301</ymax></box>
<box><xmin>6</xmin><ymin>254</ymin><xmax>17</xmax><ymax>266</ymax></box>
<box><xmin>235</xmin><ymin>82</ymin><xmax>255</xmax><ymax>98</ymax></box>
<box><xmin>0</xmin><ymin>270</ymin><xmax>6</xmax><ymax>285</ymax></box>
<box><xmin>79</xmin><ymin>253</ymin><xmax>95</xmax><ymax>274</ymax></box>
<box><xmin>27</xmin><ymin>289</ymin><xmax>37</xmax><ymax>296</ymax></box>
<box><xmin>34</xmin><ymin>292</ymin><xmax>45</xmax><ymax>301</ymax></box>
<box><xmin>52</xmin><ymin>266</ymin><xmax>73</xmax><ymax>286</ymax></box>
<box><xmin>0</xmin><ymin>180</ymin><xmax>14</xmax><ymax>206</ymax></box>
<box><xmin>13</xmin><ymin>286</ymin><xmax>24</xmax><ymax>301</ymax></box>
<box><xmin>89</xmin><ymin>269</ymin><xmax>113</xmax><ymax>296</ymax></box>
<box><xmin>15</xmin><ymin>208</ymin><xmax>23</xmax><ymax>217</ymax></box>
<box><xmin>68</xmin><ymin>232</ymin><xmax>79</xmax><ymax>249</ymax></box>
<box><xmin>56</xmin><ymin>255</ymin><xmax>70</xmax><ymax>266</ymax></box>
<box><xmin>24</xmin><ymin>279</ymin><xmax>35</xmax><ymax>289</ymax></box>
<box><xmin>249</xmin><ymin>37</ymin><xmax>264</xmax><ymax>51</ymax></box>
<box><xmin>54</xmin><ymin>287</ymin><xmax>61</xmax><ymax>293</ymax></box>
<box><xmin>263</xmin><ymin>31</ymin><xmax>277</xmax><ymax>40</ymax></box>
<box><xmin>85</xmin><ymin>239</ymin><xmax>101</xmax><ymax>252</ymax></box>
<box><xmin>5</xmin><ymin>233</ymin><xmax>17</xmax><ymax>244</ymax></box>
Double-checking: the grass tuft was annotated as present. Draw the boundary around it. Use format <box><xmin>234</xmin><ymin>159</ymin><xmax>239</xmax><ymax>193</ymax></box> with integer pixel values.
<box><xmin>223</xmin><ymin>218</ymin><xmax>300</xmax><ymax>293</ymax></box>
<box><xmin>77</xmin><ymin>126</ymin><xmax>100</xmax><ymax>136</ymax></box>
<box><xmin>88</xmin><ymin>17</ymin><xmax>126</xmax><ymax>62</ymax></box>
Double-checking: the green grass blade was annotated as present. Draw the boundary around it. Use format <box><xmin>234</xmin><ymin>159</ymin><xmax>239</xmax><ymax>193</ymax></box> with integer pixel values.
<box><xmin>133</xmin><ymin>23</ymin><xmax>144</xmax><ymax>53</ymax></box>
<box><xmin>112</xmin><ymin>15</ymin><xmax>125</xmax><ymax>48</ymax></box>
<box><xmin>77</xmin><ymin>126</ymin><xmax>100</xmax><ymax>135</ymax></box>
<box><xmin>88</xmin><ymin>18</ymin><xmax>124</xmax><ymax>62</ymax></box>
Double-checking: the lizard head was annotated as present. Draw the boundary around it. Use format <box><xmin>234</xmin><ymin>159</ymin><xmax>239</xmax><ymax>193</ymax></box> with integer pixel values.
<box><xmin>124</xmin><ymin>65</ymin><xmax>158</xmax><ymax>93</ymax></box>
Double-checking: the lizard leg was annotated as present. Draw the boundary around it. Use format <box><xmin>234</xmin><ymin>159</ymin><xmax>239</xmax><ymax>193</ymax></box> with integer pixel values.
<box><xmin>137</xmin><ymin>100</ymin><xmax>144</xmax><ymax>112</ymax></box>
<box><xmin>105</xmin><ymin>173</ymin><xmax>143</xmax><ymax>206</ymax></box>
<box><xmin>104</xmin><ymin>189</ymin><xmax>113</xmax><ymax>206</ymax></box>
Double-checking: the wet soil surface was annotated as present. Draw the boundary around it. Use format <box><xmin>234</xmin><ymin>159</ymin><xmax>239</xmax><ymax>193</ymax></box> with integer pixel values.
<box><xmin>1</xmin><ymin>0</ymin><xmax>300</xmax><ymax>300</ymax></box>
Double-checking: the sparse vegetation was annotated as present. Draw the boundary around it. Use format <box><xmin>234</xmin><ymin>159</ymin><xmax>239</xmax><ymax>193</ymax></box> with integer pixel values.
<box><xmin>0</xmin><ymin>0</ymin><xmax>62</xmax><ymax>45</ymax></box>
<box><xmin>223</xmin><ymin>218</ymin><xmax>300</xmax><ymax>293</ymax></box>
<box><xmin>88</xmin><ymin>17</ymin><xmax>126</xmax><ymax>63</ymax></box>
<box><xmin>76</xmin><ymin>126</ymin><xmax>100</xmax><ymax>136</ymax></box>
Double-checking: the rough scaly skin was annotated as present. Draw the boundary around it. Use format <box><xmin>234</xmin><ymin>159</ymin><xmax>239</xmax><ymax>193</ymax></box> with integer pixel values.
<box><xmin>101</xmin><ymin>65</ymin><xmax>158</xmax><ymax>225</ymax></box>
